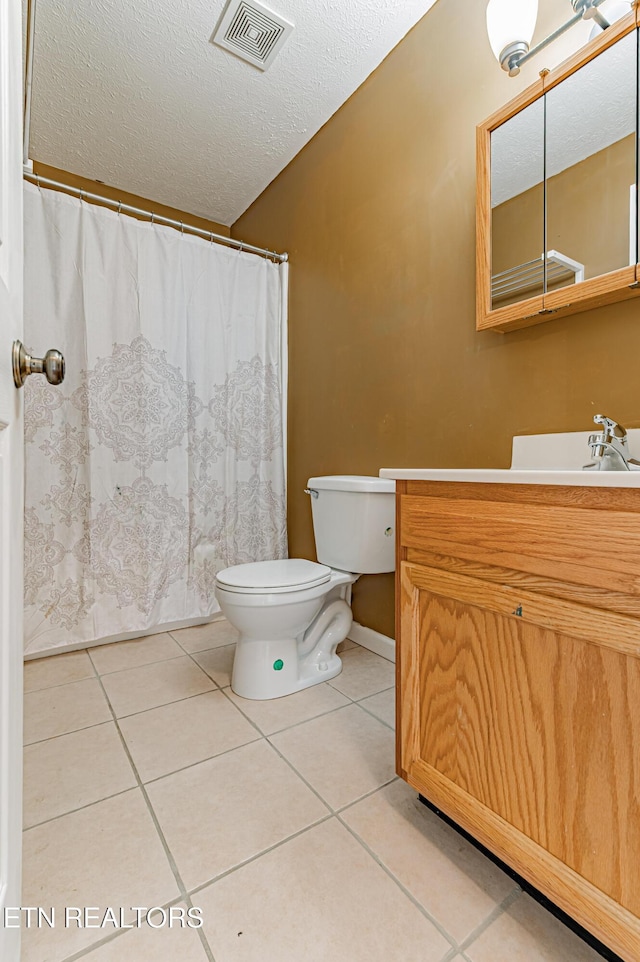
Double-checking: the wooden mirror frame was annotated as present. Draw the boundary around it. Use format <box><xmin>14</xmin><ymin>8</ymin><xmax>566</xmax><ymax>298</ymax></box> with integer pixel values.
<box><xmin>477</xmin><ymin>9</ymin><xmax>640</xmax><ymax>333</ymax></box>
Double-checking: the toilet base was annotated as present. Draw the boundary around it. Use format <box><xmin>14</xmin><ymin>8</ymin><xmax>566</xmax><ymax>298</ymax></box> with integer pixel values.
<box><xmin>231</xmin><ymin>635</ymin><xmax>343</xmax><ymax>700</ymax></box>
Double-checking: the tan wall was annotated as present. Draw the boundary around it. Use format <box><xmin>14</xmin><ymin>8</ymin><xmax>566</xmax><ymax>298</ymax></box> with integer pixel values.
<box><xmin>230</xmin><ymin>0</ymin><xmax>640</xmax><ymax>639</ymax></box>
<box><xmin>32</xmin><ymin>162</ymin><xmax>230</xmax><ymax>237</ymax></box>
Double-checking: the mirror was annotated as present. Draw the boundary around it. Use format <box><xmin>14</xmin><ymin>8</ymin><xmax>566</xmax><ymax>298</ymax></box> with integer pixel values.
<box><xmin>477</xmin><ymin>15</ymin><xmax>640</xmax><ymax>333</ymax></box>
<box><xmin>546</xmin><ymin>30</ymin><xmax>637</xmax><ymax>287</ymax></box>
<box><xmin>491</xmin><ymin>99</ymin><xmax>545</xmax><ymax>310</ymax></box>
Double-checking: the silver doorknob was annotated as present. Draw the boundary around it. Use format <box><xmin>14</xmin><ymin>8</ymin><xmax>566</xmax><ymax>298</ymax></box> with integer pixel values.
<box><xmin>12</xmin><ymin>340</ymin><xmax>65</xmax><ymax>388</ymax></box>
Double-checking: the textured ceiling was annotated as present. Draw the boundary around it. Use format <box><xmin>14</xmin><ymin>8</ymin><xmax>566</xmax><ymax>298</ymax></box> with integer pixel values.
<box><xmin>28</xmin><ymin>0</ymin><xmax>439</xmax><ymax>225</ymax></box>
<box><xmin>491</xmin><ymin>24</ymin><xmax>636</xmax><ymax>207</ymax></box>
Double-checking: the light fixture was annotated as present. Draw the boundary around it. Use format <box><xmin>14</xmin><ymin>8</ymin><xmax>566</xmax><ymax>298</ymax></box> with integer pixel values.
<box><xmin>486</xmin><ymin>0</ymin><xmax>539</xmax><ymax>77</ymax></box>
<box><xmin>487</xmin><ymin>0</ymin><xmax>631</xmax><ymax>77</ymax></box>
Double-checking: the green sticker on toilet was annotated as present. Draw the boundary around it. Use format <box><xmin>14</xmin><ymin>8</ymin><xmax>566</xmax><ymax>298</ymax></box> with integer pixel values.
<box><xmin>273</xmin><ymin>659</ymin><xmax>284</xmax><ymax>671</ymax></box>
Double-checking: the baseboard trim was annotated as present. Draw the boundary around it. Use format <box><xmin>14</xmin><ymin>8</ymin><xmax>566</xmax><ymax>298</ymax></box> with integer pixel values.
<box><xmin>348</xmin><ymin>622</ymin><xmax>395</xmax><ymax>663</ymax></box>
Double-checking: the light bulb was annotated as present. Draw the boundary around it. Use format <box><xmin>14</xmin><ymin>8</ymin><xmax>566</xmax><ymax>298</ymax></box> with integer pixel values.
<box><xmin>486</xmin><ymin>0</ymin><xmax>539</xmax><ymax>72</ymax></box>
<box><xmin>588</xmin><ymin>0</ymin><xmax>632</xmax><ymax>38</ymax></box>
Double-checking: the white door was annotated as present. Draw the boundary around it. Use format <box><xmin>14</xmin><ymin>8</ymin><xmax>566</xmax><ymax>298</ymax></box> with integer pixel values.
<box><xmin>0</xmin><ymin>0</ymin><xmax>24</xmax><ymax>958</ymax></box>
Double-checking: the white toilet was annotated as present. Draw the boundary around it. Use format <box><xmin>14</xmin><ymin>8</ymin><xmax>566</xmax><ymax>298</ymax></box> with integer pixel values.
<box><xmin>214</xmin><ymin>475</ymin><xmax>396</xmax><ymax>700</ymax></box>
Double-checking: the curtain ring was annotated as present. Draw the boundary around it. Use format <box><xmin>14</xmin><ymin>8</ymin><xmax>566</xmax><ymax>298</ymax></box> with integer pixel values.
<box><xmin>180</xmin><ymin>221</ymin><xmax>184</xmax><ymax>235</ymax></box>
<box><xmin>150</xmin><ymin>212</ymin><xmax>155</xmax><ymax>225</ymax></box>
<box><xmin>117</xmin><ymin>200</ymin><xmax>122</xmax><ymax>215</ymax></box>
<box><xmin>209</xmin><ymin>232</ymin><xmax>214</xmax><ymax>245</ymax></box>
<box><xmin>79</xmin><ymin>189</ymin><xmax>84</xmax><ymax>203</ymax></box>
<box><xmin>35</xmin><ymin>174</ymin><xmax>41</xmax><ymax>190</ymax></box>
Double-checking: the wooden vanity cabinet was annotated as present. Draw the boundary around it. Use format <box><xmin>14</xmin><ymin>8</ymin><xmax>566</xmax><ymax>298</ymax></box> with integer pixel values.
<box><xmin>395</xmin><ymin>480</ymin><xmax>640</xmax><ymax>961</ymax></box>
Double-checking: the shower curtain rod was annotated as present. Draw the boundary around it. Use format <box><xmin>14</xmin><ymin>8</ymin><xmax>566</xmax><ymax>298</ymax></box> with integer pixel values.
<box><xmin>23</xmin><ymin>170</ymin><xmax>288</xmax><ymax>263</ymax></box>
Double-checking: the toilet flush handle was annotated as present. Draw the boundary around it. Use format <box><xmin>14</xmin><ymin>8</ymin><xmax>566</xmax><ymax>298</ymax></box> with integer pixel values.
<box><xmin>304</xmin><ymin>487</ymin><xmax>319</xmax><ymax>499</ymax></box>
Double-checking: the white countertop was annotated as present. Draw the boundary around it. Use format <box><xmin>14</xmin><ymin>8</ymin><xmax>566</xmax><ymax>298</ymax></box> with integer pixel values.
<box><xmin>378</xmin><ymin>467</ymin><xmax>640</xmax><ymax>486</ymax></box>
<box><xmin>379</xmin><ymin>428</ymin><xmax>640</xmax><ymax>487</ymax></box>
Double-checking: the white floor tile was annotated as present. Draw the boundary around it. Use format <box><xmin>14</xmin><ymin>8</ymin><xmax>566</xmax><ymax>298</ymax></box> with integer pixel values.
<box><xmin>342</xmin><ymin>780</ymin><xmax>517</xmax><ymax>942</ymax></box>
<box><xmin>198</xmin><ymin>818</ymin><xmax>451</xmax><ymax>962</ymax></box>
<box><xmin>19</xmin><ymin>638</ymin><xmax>604</xmax><ymax>962</ymax></box>
<box><xmin>226</xmin><ymin>681</ymin><xmax>349</xmax><ymax>735</ymax></box>
<box><xmin>21</xmin><ymin>789</ymin><xmax>180</xmax><ymax>962</ymax></box>
<box><xmin>75</xmin><ymin>904</ymin><xmax>210</xmax><ymax>961</ymax></box>
<box><xmin>24</xmin><ymin>678</ymin><xmax>112</xmax><ymax>744</ymax></box>
<box><xmin>329</xmin><ymin>646</ymin><xmax>395</xmax><ymax>700</ymax></box>
<box><xmin>24</xmin><ymin>722</ymin><xmax>136</xmax><ymax>828</ymax></box>
<box><xmin>192</xmin><ymin>643</ymin><xmax>235</xmax><ymax>687</ymax></box>
<box><xmin>24</xmin><ymin>649</ymin><xmax>94</xmax><ymax>692</ymax></box>
<box><xmin>146</xmin><ymin>739</ymin><xmax>328</xmax><ymax>889</ymax></box>
<box><xmin>90</xmin><ymin>632</ymin><xmax>183</xmax><ymax>675</ymax></box>
<box><xmin>100</xmin><ymin>656</ymin><xmax>215</xmax><ymax>717</ymax></box>
<box><xmin>270</xmin><ymin>703</ymin><xmax>396</xmax><ymax>809</ymax></box>
<box><xmin>119</xmin><ymin>690</ymin><xmax>259</xmax><ymax>782</ymax></box>
<box><xmin>171</xmin><ymin>619</ymin><xmax>238</xmax><ymax>653</ymax></box>
<box><xmin>465</xmin><ymin>894</ymin><xmax>606</xmax><ymax>962</ymax></box>
<box><xmin>359</xmin><ymin>686</ymin><xmax>395</xmax><ymax>727</ymax></box>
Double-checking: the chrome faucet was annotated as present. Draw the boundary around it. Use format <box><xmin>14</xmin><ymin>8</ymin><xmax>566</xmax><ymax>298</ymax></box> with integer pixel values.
<box><xmin>584</xmin><ymin>414</ymin><xmax>640</xmax><ymax>471</ymax></box>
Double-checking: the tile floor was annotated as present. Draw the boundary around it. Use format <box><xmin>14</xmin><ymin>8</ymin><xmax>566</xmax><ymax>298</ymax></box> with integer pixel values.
<box><xmin>21</xmin><ymin>620</ymin><xmax>611</xmax><ymax>962</ymax></box>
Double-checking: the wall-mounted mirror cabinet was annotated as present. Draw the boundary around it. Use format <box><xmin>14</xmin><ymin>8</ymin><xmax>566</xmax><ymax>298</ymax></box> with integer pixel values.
<box><xmin>477</xmin><ymin>10</ymin><xmax>640</xmax><ymax>333</ymax></box>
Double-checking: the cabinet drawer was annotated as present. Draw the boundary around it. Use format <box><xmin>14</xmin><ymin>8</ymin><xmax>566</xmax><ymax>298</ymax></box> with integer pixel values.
<box><xmin>400</xmin><ymin>486</ymin><xmax>640</xmax><ymax>596</ymax></box>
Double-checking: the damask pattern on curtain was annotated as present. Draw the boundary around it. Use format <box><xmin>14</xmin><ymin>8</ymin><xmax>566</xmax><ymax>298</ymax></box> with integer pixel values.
<box><xmin>23</xmin><ymin>183</ymin><xmax>288</xmax><ymax>656</ymax></box>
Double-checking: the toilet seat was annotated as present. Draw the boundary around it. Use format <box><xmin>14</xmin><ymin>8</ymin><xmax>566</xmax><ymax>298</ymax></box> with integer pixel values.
<box><xmin>216</xmin><ymin>558</ymin><xmax>332</xmax><ymax>595</ymax></box>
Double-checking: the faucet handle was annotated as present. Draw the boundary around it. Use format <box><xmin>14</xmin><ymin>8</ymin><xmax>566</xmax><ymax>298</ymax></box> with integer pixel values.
<box><xmin>592</xmin><ymin>414</ymin><xmax>627</xmax><ymax>441</ymax></box>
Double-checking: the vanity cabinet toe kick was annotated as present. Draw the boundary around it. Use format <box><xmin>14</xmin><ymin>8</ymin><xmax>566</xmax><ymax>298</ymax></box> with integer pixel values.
<box><xmin>394</xmin><ymin>480</ymin><xmax>640</xmax><ymax>962</ymax></box>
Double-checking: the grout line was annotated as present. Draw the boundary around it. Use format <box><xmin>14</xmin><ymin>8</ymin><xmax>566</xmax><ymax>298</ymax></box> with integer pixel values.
<box><xmin>217</xmin><ymin>682</ymin><xmax>352</xmax><ymax>741</ymax></box>
<box><xmin>215</xmin><ymin>685</ymin><xmax>399</xmax><ymax>819</ymax></box>
<box><xmin>335</xmin><ymin>811</ymin><xmax>458</xmax><ymax>955</ymax></box>
<box><xmin>183</xmin><ymin>644</ymin><xmax>236</xmax><ymax>686</ymax></box>
<box><xmin>456</xmin><ymin>886</ymin><xmax>523</xmax><ymax>955</ymax></box>
<box><xmin>334</xmin><ymin>776</ymin><xmax>400</xmax><ymax>815</ymax></box>
<box><xmin>440</xmin><ymin>948</ymin><xmax>463</xmax><ymax>962</ymax></box>
<box><xmin>23</xmin><ymin>716</ymin><xmax>114</xmax><ymax>747</ymax></box>
<box><xmin>23</xmin><ymin>685</ymin><xmax>225</xmax><ymax>748</ymax></box>
<box><xmin>94</xmin><ymin>650</ymin><xmax>211</xmax><ymax>681</ymax></box>
<box><xmin>88</xmin><ymin>651</ymin><xmax>190</xmax><ymax>677</ymax></box>
<box><xmin>24</xmin><ymin>784</ymin><xmax>137</xmax><ymax>832</ymax></box>
<box><xmin>263</xmin><ymin>731</ymin><xmax>337</xmax><ymax>813</ymax></box>
<box><xmin>262</xmin><ymin>708</ymin><xmax>400</xmax><ymax>820</ymax></box>
<box><xmin>24</xmin><ymin>673</ymin><xmax>96</xmax><ymax>694</ymax></box>
<box><xmin>207</xmin><ymin>682</ymin><xmax>265</xmax><ymax>737</ymax></box>
<box><xmin>106</xmin><ymin>685</ymin><xmax>223</xmax><ymax>722</ymax></box>
<box><xmin>85</xmin><ymin>648</ymin><xmax>219</xmax><ymax>962</ymax></box>
<box><xmin>167</xmin><ymin>618</ymin><xmax>226</xmax><ymax>642</ymax></box>
<box><xmin>186</xmin><ymin>813</ymin><xmax>335</xmax><ymax>900</ymax></box>
<box><xmin>355</xmin><ymin>697</ymin><xmax>395</xmax><ymax>731</ymax></box>
<box><xmin>362</xmin><ymin>683</ymin><xmax>395</xmax><ymax>695</ymax></box>
<box><xmin>102</xmin><ymin>685</ymin><xmax>220</xmax><ymax>721</ymax></box>
<box><xmin>139</xmin><ymin>730</ymin><xmax>263</xmax><ymax>787</ymax></box>
<box><xmin>326</xmin><ymin>678</ymin><xmax>395</xmax><ymax>707</ymax></box>
<box><xmin>56</xmin><ymin>893</ymin><xmax>194</xmax><ymax>962</ymax></box>
<box><xmin>183</xmin><ymin>890</ymin><xmax>217</xmax><ymax>962</ymax></box>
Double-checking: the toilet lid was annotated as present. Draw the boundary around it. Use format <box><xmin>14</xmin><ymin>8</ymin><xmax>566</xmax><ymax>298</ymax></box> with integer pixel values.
<box><xmin>216</xmin><ymin>559</ymin><xmax>332</xmax><ymax>593</ymax></box>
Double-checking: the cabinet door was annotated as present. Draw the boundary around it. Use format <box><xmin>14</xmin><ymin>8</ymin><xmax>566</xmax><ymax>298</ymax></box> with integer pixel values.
<box><xmin>398</xmin><ymin>561</ymin><xmax>640</xmax><ymax>958</ymax></box>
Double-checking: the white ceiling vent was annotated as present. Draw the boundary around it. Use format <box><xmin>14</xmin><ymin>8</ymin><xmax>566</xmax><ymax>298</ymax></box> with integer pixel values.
<box><xmin>211</xmin><ymin>0</ymin><xmax>294</xmax><ymax>71</ymax></box>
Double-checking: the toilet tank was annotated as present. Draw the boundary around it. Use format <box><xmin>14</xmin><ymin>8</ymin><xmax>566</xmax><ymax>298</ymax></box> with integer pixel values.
<box><xmin>306</xmin><ymin>475</ymin><xmax>396</xmax><ymax>574</ymax></box>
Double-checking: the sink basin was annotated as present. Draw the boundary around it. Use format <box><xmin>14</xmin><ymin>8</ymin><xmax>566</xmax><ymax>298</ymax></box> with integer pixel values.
<box><xmin>380</xmin><ymin>428</ymin><xmax>640</xmax><ymax>487</ymax></box>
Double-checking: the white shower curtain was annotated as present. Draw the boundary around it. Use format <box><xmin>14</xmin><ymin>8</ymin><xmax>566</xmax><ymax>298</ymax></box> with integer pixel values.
<box><xmin>23</xmin><ymin>183</ymin><xmax>288</xmax><ymax>656</ymax></box>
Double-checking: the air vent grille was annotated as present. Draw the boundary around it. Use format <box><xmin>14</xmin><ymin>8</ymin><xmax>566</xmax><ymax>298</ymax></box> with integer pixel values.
<box><xmin>211</xmin><ymin>0</ymin><xmax>294</xmax><ymax>71</ymax></box>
